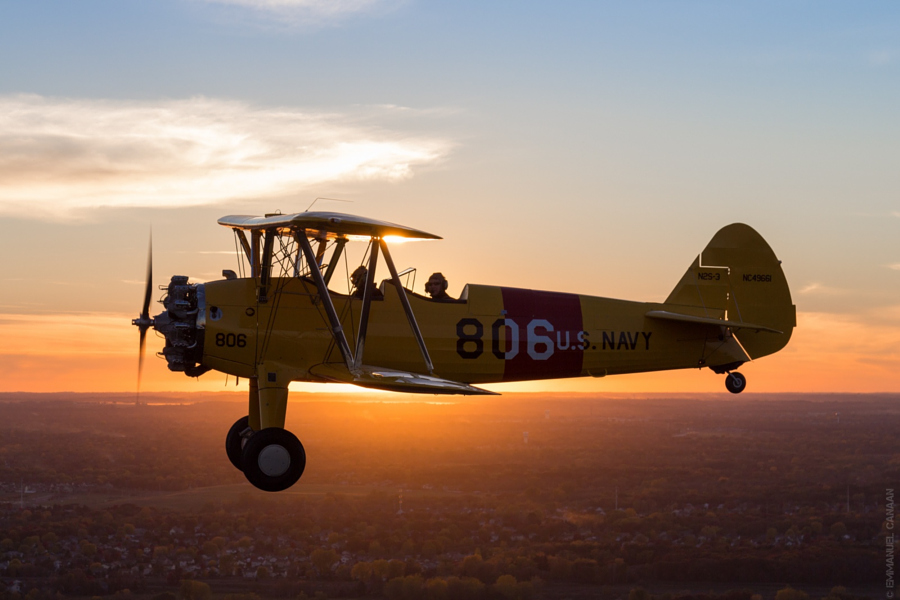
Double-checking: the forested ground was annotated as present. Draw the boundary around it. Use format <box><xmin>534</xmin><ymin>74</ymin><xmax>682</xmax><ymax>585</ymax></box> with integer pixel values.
<box><xmin>0</xmin><ymin>392</ymin><xmax>894</xmax><ymax>600</ymax></box>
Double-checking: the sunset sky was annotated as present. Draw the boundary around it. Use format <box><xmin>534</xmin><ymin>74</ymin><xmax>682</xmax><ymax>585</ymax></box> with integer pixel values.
<box><xmin>1</xmin><ymin>1</ymin><xmax>898</xmax><ymax>394</ymax></box>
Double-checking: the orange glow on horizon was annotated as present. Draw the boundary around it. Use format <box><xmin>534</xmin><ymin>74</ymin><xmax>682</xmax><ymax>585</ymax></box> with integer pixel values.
<box><xmin>1</xmin><ymin>310</ymin><xmax>898</xmax><ymax>394</ymax></box>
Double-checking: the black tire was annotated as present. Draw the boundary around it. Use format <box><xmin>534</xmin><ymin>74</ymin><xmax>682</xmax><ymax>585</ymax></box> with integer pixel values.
<box><xmin>241</xmin><ymin>427</ymin><xmax>306</xmax><ymax>492</ymax></box>
<box><xmin>225</xmin><ymin>416</ymin><xmax>251</xmax><ymax>471</ymax></box>
<box><xmin>725</xmin><ymin>372</ymin><xmax>747</xmax><ymax>394</ymax></box>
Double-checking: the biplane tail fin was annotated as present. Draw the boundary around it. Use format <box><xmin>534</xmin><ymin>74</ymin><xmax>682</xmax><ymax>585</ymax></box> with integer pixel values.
<box><xmin>664</xmin><ymin>223</ymin><xmax>795</xmax><ymax>360</ymax></box>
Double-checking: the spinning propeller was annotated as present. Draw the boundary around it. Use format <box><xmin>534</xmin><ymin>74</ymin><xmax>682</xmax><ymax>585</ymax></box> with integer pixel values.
<box><xmin>132</xmin><ymin>235</ymin><xmax>154</xmax><ymax>392</ymax></box>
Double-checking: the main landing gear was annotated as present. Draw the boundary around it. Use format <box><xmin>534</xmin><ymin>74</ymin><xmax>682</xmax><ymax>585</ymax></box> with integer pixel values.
<box><xmin>724</xmin><ymin>371</ymin><xmax>746</xmax><ymax>394</ymax></box>
<box><xmin>225</xmin><ymin>416</ymin><xmax>307</xmax><ymax>492</ymax></box>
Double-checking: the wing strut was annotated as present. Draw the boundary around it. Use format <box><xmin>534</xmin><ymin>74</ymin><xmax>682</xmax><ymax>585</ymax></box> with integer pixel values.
<box><xmin>233</xmin><ymin>229</ymin><xmax>252</xmax><ymax>267</ymax></box>
<box><xmin>380</xmin><ymin>239</ymin><xmax>435</xmax><ymax>374</ymax></box>
<box><xmin>296</xmin><ymin>233</ymin><xmax>355</xmax><ymax>371</ymax></box>
<box><xmin>250</xmin><ymin>230</ymin><xmax>262</xmax><ymax>278</ymax></box>
<box><xmin>297</xmin><ymin>234</ymin><xmax>435</xmax><ymax>377</ymax></box>
<box><xmin>353</xmin><ymin>241</ymin><xmax>380</xmax><ymax>370</ymax></box>
<box><xmin>258</xmin><ymin>228</ymin><xmax>275</xmax><ymax>303</ymax></box>
<box><xmin>322</xmin><ymin>237</ymin><xmax>347</xmax><ymax>286</ymax></box>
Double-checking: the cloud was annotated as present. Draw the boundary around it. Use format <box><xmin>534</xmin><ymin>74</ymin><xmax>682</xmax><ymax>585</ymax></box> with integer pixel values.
<box><xmin>193</xmin><ymin>0</ymin><xmax>401</xmax><ymax>26</ymax></box>
<box><xmin>873</xmin><ymin>305</ymin><xmax>900</xmax><ymax>323</ymax></box>
<box><xmin>887</xmin><ymin>264</ymin><xmax>900</xmax><ymax>271</ymax></box>
<box><xmin>0</xmin><ymin>94</ymin><xmax>451</xmax><ymax>219</ymax></box>
<box><xmin>0</xmin><ymin>312</ymin><xmax>133</xmax><ymax>357</ymax></box>
<box><xmin>868</xmin><ymin>49</ymin><xmax>897</xmax><ymax>66</ymax></box>
<box><xmin>796</xmin><ymin>311</ymin><xmax>900</xmax><ymax>358</ymax></box>
<box><xmin>797</xmin><ymin>282</ymin><xmax>847</xmax><ymax>295</ymax></box>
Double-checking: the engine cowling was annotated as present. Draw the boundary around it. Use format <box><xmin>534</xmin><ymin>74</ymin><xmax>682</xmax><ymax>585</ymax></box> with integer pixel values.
<box><xmin>152</xmin><ymin>275</ymin><xmax>210</xmax><ymax>377</ymax></box>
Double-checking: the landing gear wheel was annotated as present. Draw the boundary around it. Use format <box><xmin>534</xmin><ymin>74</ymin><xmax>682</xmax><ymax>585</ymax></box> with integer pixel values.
<box><xmin>226</xmin><ymin>416</ymin><xmax>252</xmax><ymax>471</ymax></box>
<box><xmin>725</xmin><ymin>372</ymin><xmax>746</xmax><ymax>394</ymax></box>
<box><xmin>241</xmin><ymin>427</ymin><xmax>306</xmax><ymax>492</ymax></box>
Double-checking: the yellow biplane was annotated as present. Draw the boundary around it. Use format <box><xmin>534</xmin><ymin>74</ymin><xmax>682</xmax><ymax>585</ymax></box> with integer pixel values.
<box><xmin>133</xmin><ymin>212</ymin><xmax>795</xmax><ymax>491</ymax></box>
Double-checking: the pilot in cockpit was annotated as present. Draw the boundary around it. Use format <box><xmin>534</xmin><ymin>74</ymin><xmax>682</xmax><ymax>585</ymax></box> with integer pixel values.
<box><xmin>425</xmin><ymin>272</ymin><xmax>454</xmax><ymax>302</ymax></box>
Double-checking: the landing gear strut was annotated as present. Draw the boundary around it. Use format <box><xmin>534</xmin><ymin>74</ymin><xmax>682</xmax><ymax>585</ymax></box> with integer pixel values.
<box><xmin>725</xmin><ymin>371</ymin><xmax>746</xmax><ymax>394</ymax></box>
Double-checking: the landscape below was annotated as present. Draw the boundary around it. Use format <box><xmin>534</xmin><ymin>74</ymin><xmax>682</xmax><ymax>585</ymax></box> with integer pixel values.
<box><xmin>0</xmin><ymin>392</ymin><xmax>894</xmax><ymax>600</ymax></box>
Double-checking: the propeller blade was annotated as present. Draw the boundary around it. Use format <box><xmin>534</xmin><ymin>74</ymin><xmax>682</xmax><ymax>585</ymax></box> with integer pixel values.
<box><xmin>136</xmin><ymin>231</ymin><xmax>153</xmax><ymax>403</ymax></box>
<box><xmin>138</xmin><ymin>326</ymin><xmax>147</xmax><ymax>388</ymax></box>
<box><xmin>141</xmin><ymin>235</ymin><xmax>153</xmax><ymax>320</ymax></box>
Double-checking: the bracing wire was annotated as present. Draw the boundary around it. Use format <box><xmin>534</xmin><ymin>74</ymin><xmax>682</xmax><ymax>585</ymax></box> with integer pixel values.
<box><xmin>253</xmin><ymin>229</ymin><xmax>381</xmax><ymax>368</ymax></box>
<box><xmin>305</xmin><ymin>196</ymin><xmax>353</xmax><ymax>212</ymax></box>
<box><xmin>259</xmin><ymin>233</ymin><xmax>297</xmax><ymax>359</ymax></box>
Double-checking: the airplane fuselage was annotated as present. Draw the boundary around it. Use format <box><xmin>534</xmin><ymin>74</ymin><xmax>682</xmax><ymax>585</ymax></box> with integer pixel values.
<box><xmin>200</xmin><ymin>277</ymin><xmax>749</xmax><ymax>385</ymax></box>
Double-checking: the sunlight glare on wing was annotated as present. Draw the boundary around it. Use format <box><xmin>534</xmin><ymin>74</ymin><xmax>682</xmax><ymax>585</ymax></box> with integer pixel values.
<box><xmin>382</xmin><ymin>235</ymin><xmax>420</xmax><ymax>244</ymax></box>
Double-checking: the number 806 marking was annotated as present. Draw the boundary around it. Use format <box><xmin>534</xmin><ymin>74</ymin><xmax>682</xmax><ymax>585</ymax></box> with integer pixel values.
<box><xmin>215</xmin><ymin>333</ymin><xmax>247</xmax><ymax>348</ymax></box>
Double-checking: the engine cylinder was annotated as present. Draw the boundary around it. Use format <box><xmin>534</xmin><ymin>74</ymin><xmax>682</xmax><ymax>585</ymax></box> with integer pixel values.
<box><xmin>153</xmin><ymin>276</ymin><xmax>209</xmax><ymax>376</ymax></box>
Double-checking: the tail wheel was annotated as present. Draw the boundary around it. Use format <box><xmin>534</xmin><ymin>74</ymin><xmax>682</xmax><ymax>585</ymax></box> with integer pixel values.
<box><xmin>241</xmin><ymin>427</ymin><xmax>306</xmax><ymax>492</ymax></box>
<box><xmin>725</xmin><ymin>372</ymin><xmax>747</xmax><ymax>394</ymax></box>
<box><xmin>225</xmin><ymin>416</ymin><xmax>251</xmax><ymax>471</ymax></box>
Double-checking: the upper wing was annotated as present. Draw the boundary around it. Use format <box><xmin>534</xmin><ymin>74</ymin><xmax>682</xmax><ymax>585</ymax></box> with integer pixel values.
<box><xmin>309</xmin><ymin>363</ymin><xmax>498</xmax><ymax>396</ymax></box>
<box><xmin>217</xmin><ymin>211</ymin><xmax>441</xmax><ymax>240</ymax></box>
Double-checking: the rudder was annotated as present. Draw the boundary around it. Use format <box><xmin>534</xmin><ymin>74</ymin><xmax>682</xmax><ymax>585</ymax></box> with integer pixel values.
<box><xmin>665</xmin><ymin>223</ymin><xmax>795</xmax><ymax>360</ymax></box>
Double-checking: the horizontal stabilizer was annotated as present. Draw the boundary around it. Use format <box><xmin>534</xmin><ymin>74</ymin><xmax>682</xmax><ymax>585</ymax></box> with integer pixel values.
<box><xmin>645</xmin><ymin>310</ymin><xmax>783</xmax><ymax>334</ymax></box>
<box><xmin>309</xmin><ymin>363</ymin><xmax>498</xmax><ymax>396</ymax></box>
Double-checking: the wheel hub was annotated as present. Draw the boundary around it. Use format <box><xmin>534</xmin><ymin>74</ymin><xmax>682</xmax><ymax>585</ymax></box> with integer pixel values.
<box><xmin>257</xmin><ymin>444</ymin><xmax>291</xmax><ymax>477</ymax></box>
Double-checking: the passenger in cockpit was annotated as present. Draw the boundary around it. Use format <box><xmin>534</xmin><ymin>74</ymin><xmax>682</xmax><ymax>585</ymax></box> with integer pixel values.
<box><xmin>351</xmin><ymin>266</ymin><xmax>383</xmax><ymax>299</ymax></box>
<box><xmin>425</xmin><ymin>272</ymin><xmax>453</xmax><ymax>301</ymax></box>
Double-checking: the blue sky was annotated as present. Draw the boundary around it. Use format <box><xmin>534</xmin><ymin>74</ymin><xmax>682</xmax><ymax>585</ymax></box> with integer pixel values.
<box><xmin>1</xmin><ymin>1</ymin><xmax>899</xmax><ymax>392</ymax></box>
<box><xmin>5</xmin><ymin>2</ymin><xmax>897</xmax><ymax>104</ymax></box>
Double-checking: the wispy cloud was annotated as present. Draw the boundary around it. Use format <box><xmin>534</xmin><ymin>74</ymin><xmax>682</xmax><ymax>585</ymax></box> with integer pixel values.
<box><xmin>867</xmin><ymin>49</ymin><xmax>897</xmax><ymax>66</ymax></box>
<box><xmin>0</xmin><ymin>94</ymin><xmax>451</xmax><ymax>219</ymax></box>
<box><xmin>194</xmin><ymin>0</ymin><xmax>401</xmax><ymax>26</ymax></box>
<box><xmin>0</xmin><ymin>312</ymin><xmax>134</xmax><ymax>357</ymax></box>
<box><xmin>874</xmin><ymin>305</ymin><xmax>900</xmax><ymax>322</ymax></box>
<box><xmin>798</xmin><ymin>282</ymin><xmax>847</xmax><ymax>295</ymax></box>
<box><xmin>887</xmin><ymin>264</ymin><xmax>900</xmax><ymax>271</ymax></box>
